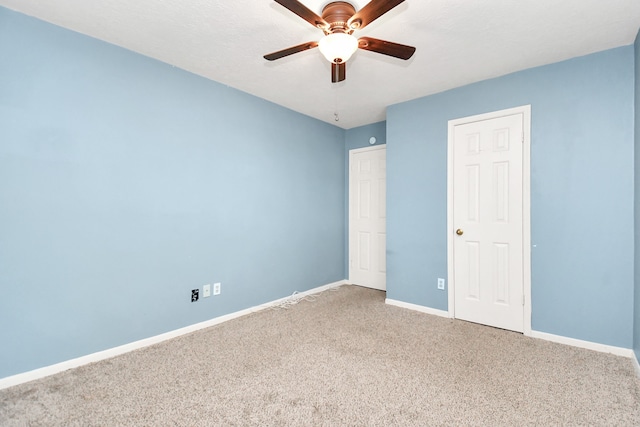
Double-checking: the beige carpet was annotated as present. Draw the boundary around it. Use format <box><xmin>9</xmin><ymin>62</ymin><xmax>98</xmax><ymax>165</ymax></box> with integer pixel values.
<box><xmin>1</xmin><ymin>285</ymin><xmax>639</xmax><ymax>426</ymax></box>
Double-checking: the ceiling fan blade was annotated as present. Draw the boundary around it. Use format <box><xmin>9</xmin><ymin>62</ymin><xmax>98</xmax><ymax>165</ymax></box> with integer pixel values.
<box><xmin>358</xmin><ymin>37</ymin><xmax>415</xmax><ymax>60</ymax></box>
<box><xmin>264</xmin><ymin>41</ymin><xmax>319</xmax><ymax>61</ymax></box>
<box><xmin>331</xmin><ymin>62</ymin><xmax>346</xmax><ymax>83</ymax></box>
<box><xmin>274</xmin><ymin>0</ymin><xmax>329</xmax><ymax>30</ymax></box>
<box><xmin>348</xmin><ymin>0</ymin><xmax>405</xmax><ymax>30</ymax></box>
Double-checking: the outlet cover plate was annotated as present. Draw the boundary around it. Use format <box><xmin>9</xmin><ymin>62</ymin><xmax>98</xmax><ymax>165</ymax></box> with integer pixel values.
<box><xmin>213</xmin><ymin>282</ymin><xmax>221</xmax><ymax>295</ymax></box>
<box><xmin>437</xmin><ymin>278</ymin><xmax>445</xmax><ymax>290</ymax></box>
<box><xmin>203</xmin><ymin>284</ymin><xmax>211</xmax><ymax>298</ymax></box>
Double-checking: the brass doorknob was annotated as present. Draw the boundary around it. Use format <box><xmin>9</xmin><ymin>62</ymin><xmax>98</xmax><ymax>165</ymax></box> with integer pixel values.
<box><xmin>456</xmin><ymin>229</ymin><xmax>464</xmax><ymax>236</ymax></box>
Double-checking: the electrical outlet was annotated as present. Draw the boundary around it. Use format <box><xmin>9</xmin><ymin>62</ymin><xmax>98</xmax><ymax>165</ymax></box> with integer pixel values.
<box><xmin>203</xmin><ymin>284</ymin><xmax>211</xmax><ymax>298</ymax></box>
<box><xmin>191</xmin><ymin>289</ymin><xmax>199</xmax><ymax>302</ymax></box>
<box><xmin>213</xmin><ymin>282</ymin><xmax>221</xmax><ymax>295</ymax></box>
<box><xmin>437</xmin><ymin>278</ymin><xmax>445</xmax><ymax>290</ymax></box>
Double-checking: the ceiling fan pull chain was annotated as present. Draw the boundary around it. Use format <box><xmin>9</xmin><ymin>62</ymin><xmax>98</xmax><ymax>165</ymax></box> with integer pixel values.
<box><xmin>334</xmin><ymin>84</ymin><xmax>340</xmax><ymax>122</ymax></box>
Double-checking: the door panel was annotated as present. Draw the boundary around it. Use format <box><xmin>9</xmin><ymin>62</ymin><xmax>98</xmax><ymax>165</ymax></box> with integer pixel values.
<box><xmin>349</xmin><ymin>146</ymin><xmax>386</xmax><ymax>291</ymax></box>
<box><xmin>453</xmin><ymin>113</ymin><xmax>524</xmax><ymax>332</ymax></box>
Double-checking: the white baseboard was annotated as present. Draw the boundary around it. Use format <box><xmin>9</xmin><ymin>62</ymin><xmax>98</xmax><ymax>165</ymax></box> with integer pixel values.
<box><xmin>385</xmin><ymin>298</ymin><xmax>451</xmax><ymax>318</ymax></box>
<box><xmin>632</xmin><ymin>352</ymin><xmax>640</xmax><ymax>378</ymax></box>
<box><xmin>384</xmin><ymin>299</ymin><xmax>637</xmax><ymax>365</ymax></box>
<box><xmin>528</xmin><ymin>330</ymin><xmax>634</xmax><ymax>358</ymax></box>
<box><xmin>0</xmin><ymin>280</ymin><xmax>348</xmax><ymax>391</ymax></box>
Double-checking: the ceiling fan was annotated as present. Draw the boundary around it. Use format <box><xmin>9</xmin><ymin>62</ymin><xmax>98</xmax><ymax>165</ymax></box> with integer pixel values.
<box><xmin>264</xmin><ymin>0</ymin><xmax>416</xmax><ymax>83</ymax></box>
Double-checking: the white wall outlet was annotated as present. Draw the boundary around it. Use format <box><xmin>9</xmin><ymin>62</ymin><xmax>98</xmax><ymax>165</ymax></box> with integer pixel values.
<box><xmin>213</xmin><ymin>282</ymin><xmax>221</xmax><ymax>295</ymax></box>
<box><xmin>202</xmin><ymin>284</ymin><xmax>211</xmax><ymax>298</ymax></box>
<box><xmin>437</xmin><ymin>278</ymin><xmax>445</xmax><ymax>290</ymax></box>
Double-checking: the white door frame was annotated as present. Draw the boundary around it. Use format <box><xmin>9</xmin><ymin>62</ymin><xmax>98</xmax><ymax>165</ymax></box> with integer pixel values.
<box><xmin>446</xmin><ymin>105</ymin><xmax>532</xmax><ymax>336</ymax></box>
<box><xmin>348</xmin><ymin>144</ymin><xmax>386</xmax><ymax>288</ymax></box>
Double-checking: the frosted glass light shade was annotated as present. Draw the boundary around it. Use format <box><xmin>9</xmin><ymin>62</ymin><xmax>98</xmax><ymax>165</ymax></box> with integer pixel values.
<box><xmin>318</xmin><ymin>33</ymin><xmax>358</xmax><ymax>63</ymax></box>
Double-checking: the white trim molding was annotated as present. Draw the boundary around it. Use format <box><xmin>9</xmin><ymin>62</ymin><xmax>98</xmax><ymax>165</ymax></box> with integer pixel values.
<box><xmin>348</xmin><ymin>144</ymin><xmax>386</xmax><ymax>155</ymax></box>
<box><xmin>529</xmin><ymin>330</ymin><xmax>634</xmax><ymax>358</ymax></box>
<box><xmin>385</xmin><ymin>298</ymin><xmax>450</xmax><ymax>318</ymax></box>
<box><xmin>0</xmin><ymin>280</ymin><xmax>348</xmax><ymax>391</ymax></box>
<box><xmin>384</xmin><ymin>299</ymin><xmax>637</xmax><ymax>368</ymax></box>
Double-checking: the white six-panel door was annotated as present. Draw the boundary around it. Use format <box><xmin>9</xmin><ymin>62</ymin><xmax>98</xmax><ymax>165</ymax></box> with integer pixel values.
<box><xmin>450</xmin><ymin>109</ymin><xmax>529</xmax><ymax>333</ymax></box>
<box><xmin>349</xmin><ymin>146</ymin><xmax>386</xmax><ymax>291</ymax></box>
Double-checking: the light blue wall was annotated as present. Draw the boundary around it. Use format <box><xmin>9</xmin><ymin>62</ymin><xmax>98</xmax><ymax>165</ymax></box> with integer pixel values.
<box><xmin>343</xmin><ymin>122</ymin><xmax>387</xmax><ymax>275</ymax></box>
<box><xmin>345</xmin><ymin>121</ymin><xmax>387</xmax><ymax>152</ymax></box>
<box><xmin>634</xmin><ymin>30</ymin><xmax>640</xmax><ymax>362</ymax></box>
<box><xmin>0</xmin><ymin>8</ymin><xmax>346</xmax><ymax>379</ymax></box>
<box><xmin>387</xmin><ymin>47</ymin><xmax>636</xmax><ymax>348</ymax></box>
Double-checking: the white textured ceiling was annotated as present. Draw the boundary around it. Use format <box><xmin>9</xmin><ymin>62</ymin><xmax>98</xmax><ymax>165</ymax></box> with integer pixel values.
<box><xmin>1</xmin><ymin>0</ymin><xmax>640</xmax><ymax>129</ymax></box>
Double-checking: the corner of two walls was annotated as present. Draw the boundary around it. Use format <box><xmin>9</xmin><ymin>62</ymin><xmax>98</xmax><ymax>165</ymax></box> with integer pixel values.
<box><xmin>634</xmin><ymin>28</ymin><xmax>640</xmax><ymax>364</ymax></box>
<box><xmin>0</xmin><ymin>7</ymin><xmax>346</xmax><ymax>379</ymax></box>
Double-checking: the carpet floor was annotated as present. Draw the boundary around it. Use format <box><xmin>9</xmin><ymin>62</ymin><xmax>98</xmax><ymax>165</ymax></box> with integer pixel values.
<box><xmin>1</xmin><ymin>285</ymin><xmax>639</xmax><ymax>426</ymax></box>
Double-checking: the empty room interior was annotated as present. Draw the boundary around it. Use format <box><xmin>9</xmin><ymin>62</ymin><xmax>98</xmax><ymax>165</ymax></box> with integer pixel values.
<box><xmin>2</xmin><ymin>0</ymin><xmax>640</xmax><ymax>424</ymax></box>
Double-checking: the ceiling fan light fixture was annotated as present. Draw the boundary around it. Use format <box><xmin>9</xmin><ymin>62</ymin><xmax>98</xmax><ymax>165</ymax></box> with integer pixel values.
<box><xmin>318</xmin><ymin>33</ymin><xmax>358</xmax><ymax>63</ymax></box>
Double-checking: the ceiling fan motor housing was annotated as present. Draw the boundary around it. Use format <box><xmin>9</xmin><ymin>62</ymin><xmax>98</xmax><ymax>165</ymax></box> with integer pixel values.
<box><xmin>322</xmin><ymin>2</ymin><xmax>357</xmax><ymax>34</ymax></box>
<box><xmin>319</xmin><ymin>2</ymin><xmax>359</xmax><ymax>64</ymax></box>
